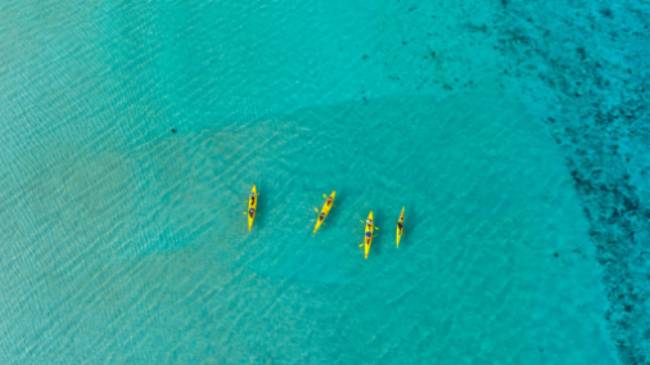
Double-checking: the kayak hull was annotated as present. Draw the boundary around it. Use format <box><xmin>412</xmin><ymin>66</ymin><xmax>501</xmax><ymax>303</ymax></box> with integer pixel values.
<box><xmin>313</xmin><ymin>191</ymin><xmax>336</xmax><ymax>234</ymax></box>
<box><xmin>396</xmin><ymin>207</ymin><xmax>405</xmax><ymax>247</ymax></box>
<box><xmin>363</xmin><ymin>211</ymin><xmax>374</xmax><ymax>259</ymax></box>
<box><xmin>247</xmin><ymin>185</ymin><xmax>257</xmax><ymax>232</ymax></box>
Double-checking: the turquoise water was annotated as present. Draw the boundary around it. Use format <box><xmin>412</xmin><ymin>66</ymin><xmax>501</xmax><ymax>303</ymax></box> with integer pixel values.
<box><xmin>1</xmin><ymin>1</ymin><xmax>648</xmax><ymax>364</ymax></box>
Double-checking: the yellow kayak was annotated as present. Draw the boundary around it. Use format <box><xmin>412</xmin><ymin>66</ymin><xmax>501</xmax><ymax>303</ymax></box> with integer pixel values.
<box><xmin>363</xmin><ymin>211</ymin><xmax>375</xmax><ymax>259</ymax></box>
<box><xmin>396</xmin><ymin>207</ymin><xmax>405</xmax><ymax>247</ymax></box>
<box><xmin>313</xmin><ymin>191</ymin><xmax>336</xmax><ymax>234</ymax></box>
<box><xmin>247</xmin><ymin>185</ymin><xmax>258</xmax><ymax>232</ymax></box>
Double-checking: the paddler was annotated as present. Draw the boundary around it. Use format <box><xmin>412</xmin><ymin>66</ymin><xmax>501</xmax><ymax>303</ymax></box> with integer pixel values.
<box><xmin>366</xmin><ymin>218</ymin><xmax>373</xmax><ymax>228</ymax></box>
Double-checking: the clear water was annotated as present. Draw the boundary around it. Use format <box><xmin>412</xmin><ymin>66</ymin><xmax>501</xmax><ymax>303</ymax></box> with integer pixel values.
<box><xmin>1</xmin><ymin>1</ymin><xmax>647</xmax><ymax>364</ymax></box>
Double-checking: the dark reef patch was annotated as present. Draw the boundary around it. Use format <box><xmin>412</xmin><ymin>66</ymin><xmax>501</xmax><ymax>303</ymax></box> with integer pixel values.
<box><xmin>465</xmin><ymin>23</ymin><xmax>489</xmax><ymax>33</ymax></box>
<box><xmin>600</xmin><ymin>8</ymin><xmax>614</xmax><ymax>19</ymax></box>
<box><xmin>494</xmin><ymin>2</ymin><xmax>650</xmax><ymax>364</ymax></box>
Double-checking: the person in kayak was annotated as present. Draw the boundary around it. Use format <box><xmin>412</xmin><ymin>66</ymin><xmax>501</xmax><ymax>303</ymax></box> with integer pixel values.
<box><xmin>319</xmin><ymin>212</ymin><xmax>326</xmax><ymax>221</ymax></box>
<box><xmin>397</xmin><ymin>221</ymin><xmax>404</xmax><ymax>230</ymax></box>
<box><xmin>249</xmin><ymin>208</ymin><xmax>255</xmax><ymax>217</ymax></box>
<box><xmin>250</xmin><ymin>194</ymin><xmax>255</xmax><ymax>205</ymax></box>
<box><xmin>366</xmin><ymin>219</ymin><xmax>373</xmax><ymax>228</ymax></box>
<box><xmin>326</xmin><ymin>196</ymin><xmax>333</xmax><ymax>206</ymax></box>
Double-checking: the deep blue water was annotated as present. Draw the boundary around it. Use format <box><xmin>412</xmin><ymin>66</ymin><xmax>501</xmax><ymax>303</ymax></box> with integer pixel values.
<box><xmin>1</xmin><ymin>1</ymin><xmax>648</xmax><ymax>364</ymax></box>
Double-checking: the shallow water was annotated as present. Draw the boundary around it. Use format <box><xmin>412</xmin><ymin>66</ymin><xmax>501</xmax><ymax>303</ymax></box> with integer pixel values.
<box><xmin>1</xmin><ymin>1</ymin><xmax>648</xmax><ymax>364</ymax></box>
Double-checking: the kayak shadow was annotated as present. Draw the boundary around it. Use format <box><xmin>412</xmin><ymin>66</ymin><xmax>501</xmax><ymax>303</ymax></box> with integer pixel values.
<box><xmin>373</xmin><ymin>210</ymin><xmax>385</xmax><ymax>257</ymax></box>
<box><xmin>256</xmin><ymin>188</ymin><xmax>265</xmax><ymax>231</ymax></box>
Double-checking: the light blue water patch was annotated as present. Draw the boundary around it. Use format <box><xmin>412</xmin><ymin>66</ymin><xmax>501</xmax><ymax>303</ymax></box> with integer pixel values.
<box><xmin>0</xmin><ymin>87</ymin><xmax>616</xmax><ymax>364</ymax></box>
